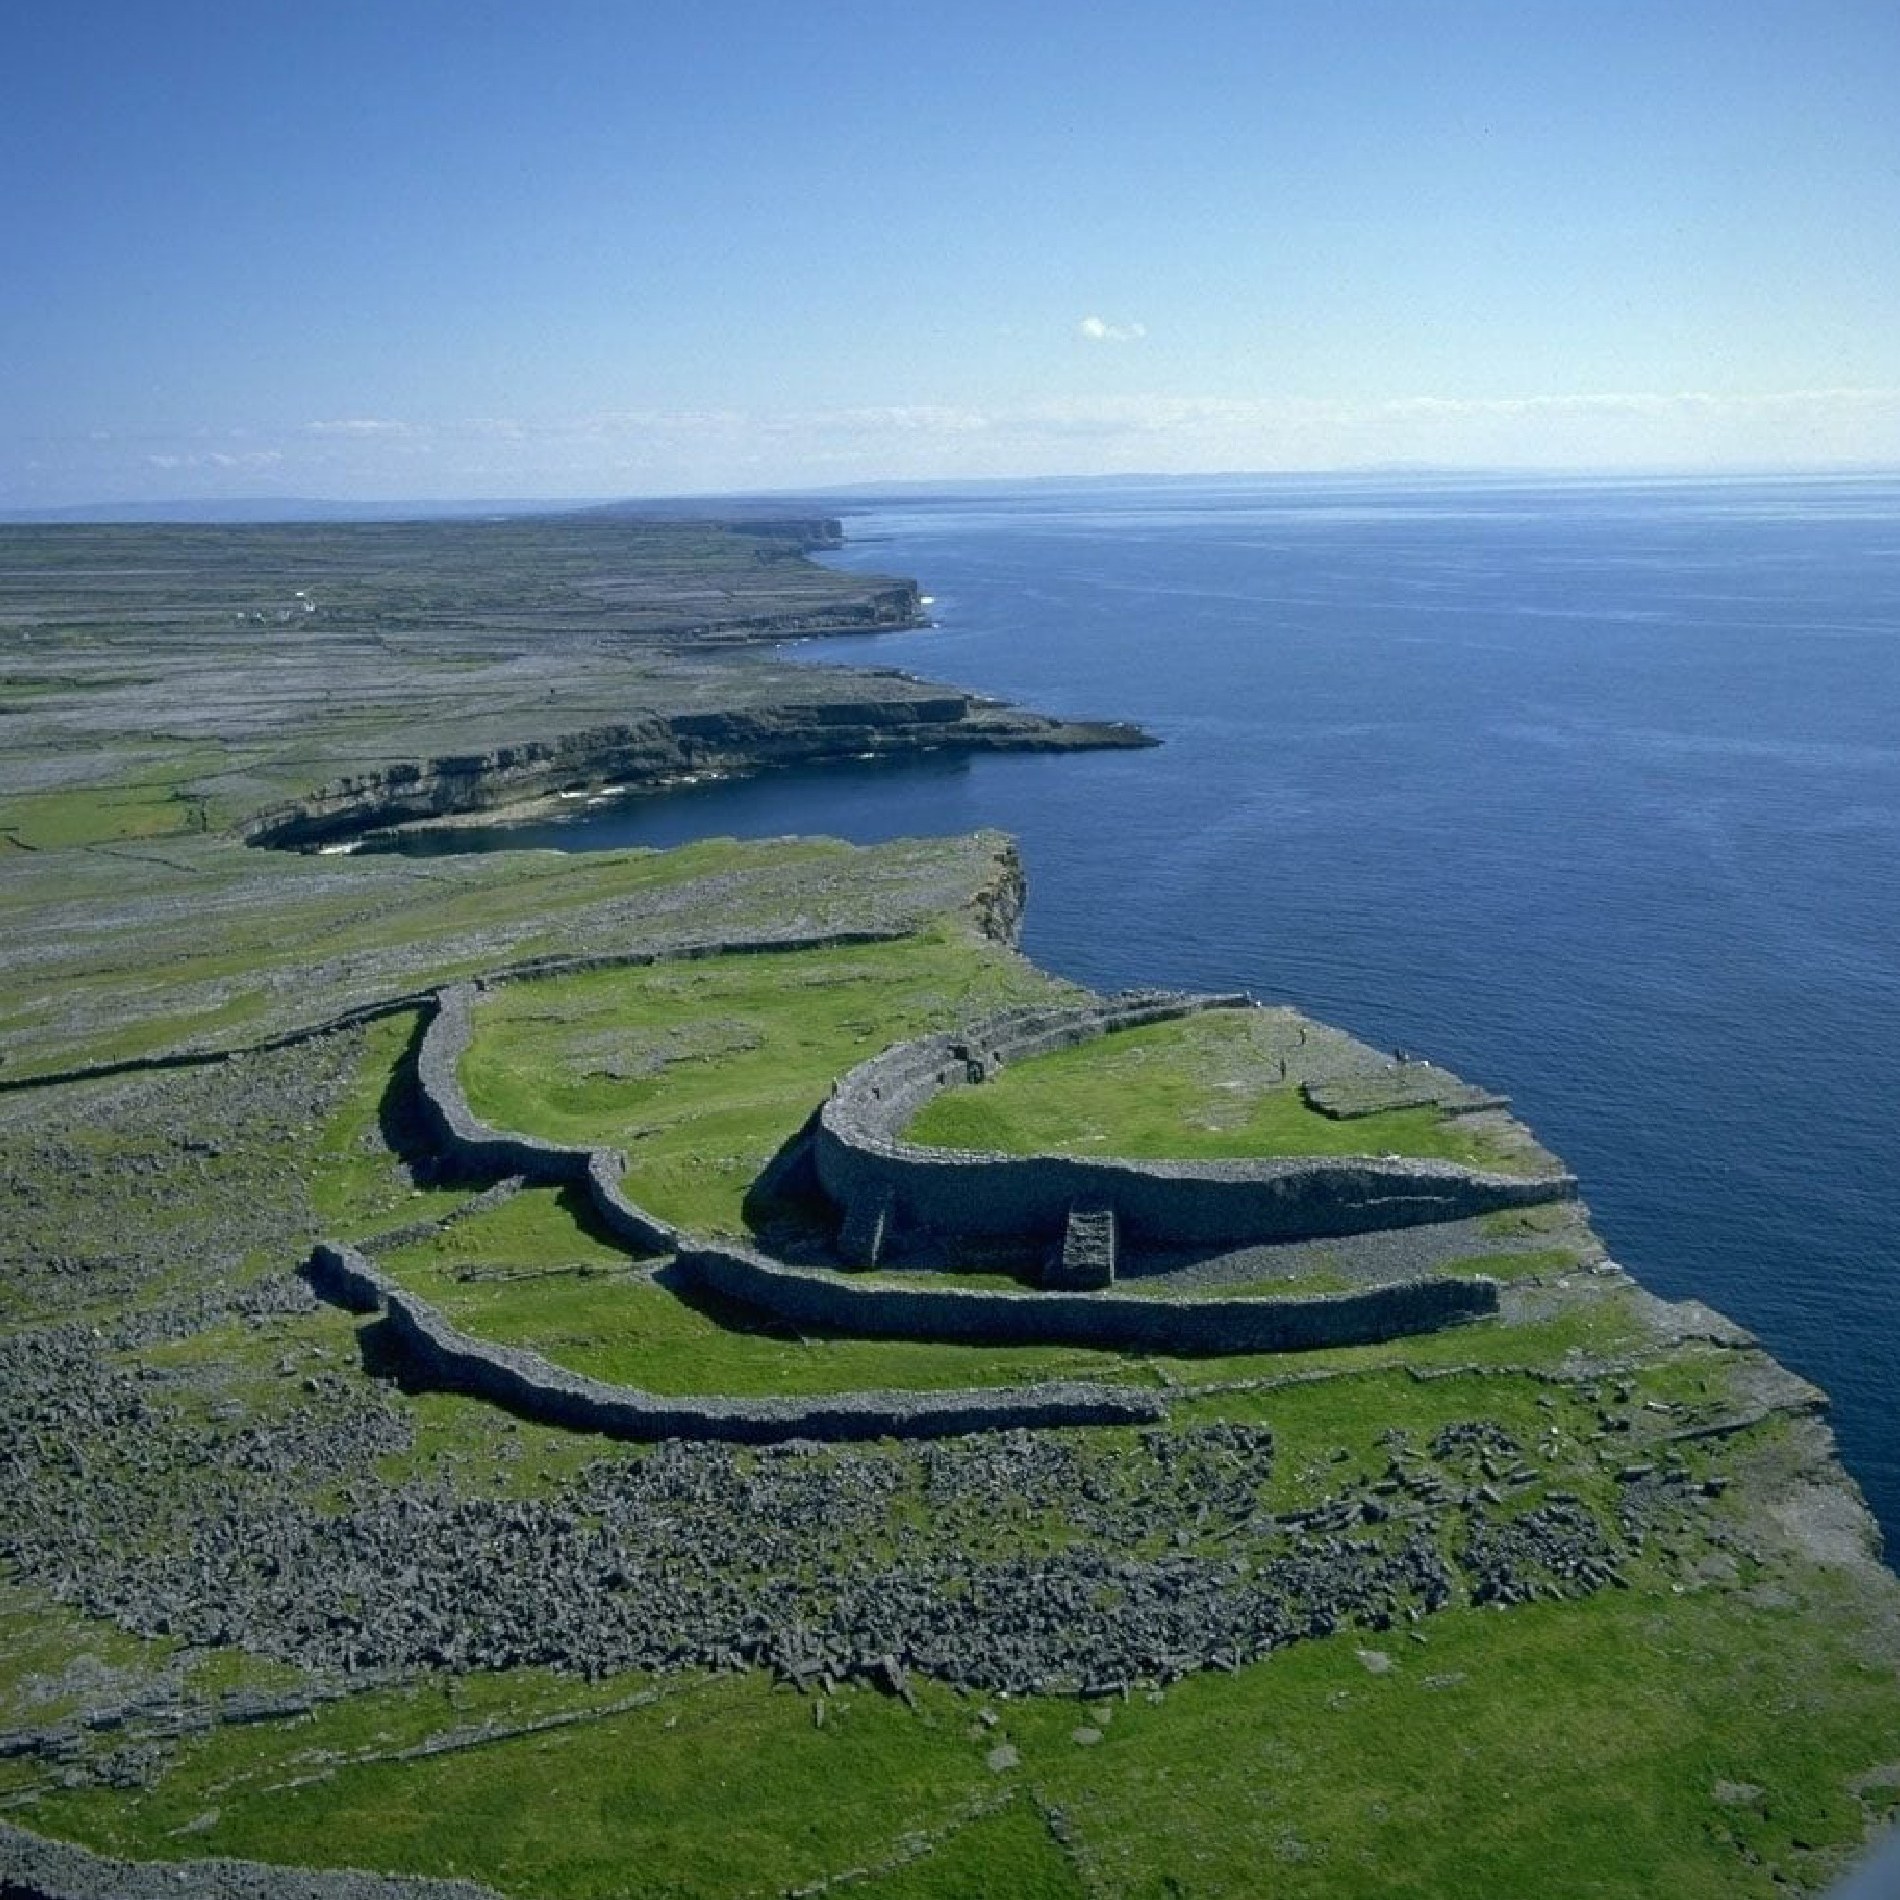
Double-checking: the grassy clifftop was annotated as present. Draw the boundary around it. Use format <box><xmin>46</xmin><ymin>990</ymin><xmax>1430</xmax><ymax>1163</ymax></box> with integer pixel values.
<box><xmin>0</xmin><ymin>515</ymin><xmax>1143</xmax><ymax>859</ymax></box>
<box><xmin>1</xmin><ymin>516</ymin><xmax>1897</xmax><ymax>1898</ymax></box>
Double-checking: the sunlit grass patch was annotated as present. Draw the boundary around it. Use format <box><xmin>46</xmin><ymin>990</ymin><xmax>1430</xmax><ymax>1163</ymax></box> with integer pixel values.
<box><xmin>382</xmin><ymin>1187</ymin><xmax>1146</xmax><ymax>1397</ymax></box>
<box><xmin>459</xmin><ymin>929</ymin><xmax>1077</xmax><ymax>1233</ymax></box>
<box><xmin>906</xmin><ymin>1012</ymin><xmax>1544</xmax><ymax>1172</ymax></box>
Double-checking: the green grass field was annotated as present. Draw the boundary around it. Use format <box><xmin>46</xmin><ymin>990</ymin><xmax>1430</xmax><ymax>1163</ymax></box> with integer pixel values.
<box><xmin>7</xmin><ymin>854</ymin><xmax>1894</xmax><ymax>1900</ymax></box>
<box><xmin>906</xmin><ymin>1012</ymin><xmax>1544</xmax><ymax>1172</ymax></box>
<box><xmin>458</xmin><ymin>928</ymin><xmax>1081</xmax><ymax>1233</ymax></box>
<box><xmin>21</xmin><ymin>1569</ymin><xmax>1898</xmax><ymax>1900</ymax></box>
<box><xmin>5</xmin><ymin>518</ymin><xmax>1897</xmax><ymax>1899</ymax></box>
<box><xmin>378</xmin><ymin>1186</ymin><xmax>1147</xmax><ymax>1396</ymax></box>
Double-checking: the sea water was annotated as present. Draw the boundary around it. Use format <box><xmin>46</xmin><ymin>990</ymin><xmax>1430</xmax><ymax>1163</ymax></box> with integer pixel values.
<box><xmin>405</xmin><ymin>474</ymin><xmax>1900</xmax><ymax>1547</ymax></box>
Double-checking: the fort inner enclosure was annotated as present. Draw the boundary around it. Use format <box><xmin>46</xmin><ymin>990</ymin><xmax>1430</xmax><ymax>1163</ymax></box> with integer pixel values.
<box><xmin>2</xmin><ymin>516</ymin><xmax>1898</xmax><ymax>1899</ymax></box>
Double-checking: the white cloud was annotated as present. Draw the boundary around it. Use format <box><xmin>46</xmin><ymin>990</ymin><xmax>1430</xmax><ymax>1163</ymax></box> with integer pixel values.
<box><xmin>792</xmin><ymin>405</ymin><xmax>993</xmax><ymax>437</ymax></box>
<box><xmin>1078</xmin><ymin>315</ymin><xmax>1147</xmax><ymax>344</ymax></box>
<box><xmin>144</xmin><ymin>449</ymin><xmax>284</xmax><ymax>471</ymax></box>
<box><xmin>303</xmin><ymin>417</ymin><xmax>417</xmax><ymax>437</ymax></box>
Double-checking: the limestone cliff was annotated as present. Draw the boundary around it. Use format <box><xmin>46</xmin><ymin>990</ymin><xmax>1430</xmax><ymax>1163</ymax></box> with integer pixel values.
<box><xmin>241</xmin><ymin>698</ymin><xmax>1153</xmax><ymax>850</ymax></box>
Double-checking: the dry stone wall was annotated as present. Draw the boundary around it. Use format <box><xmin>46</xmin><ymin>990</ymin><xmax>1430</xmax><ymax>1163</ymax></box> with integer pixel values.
<box><xmin>413</xmin><ymin>984</ymin><xmax>677</xmax><ymax>1253</ymax></box>
<box><xmin>677</xmin><ymin>1239</ymin><xmax>1496</xmax><ymax>1354</ymax></box>
<box><xmin>300</xmin><ymin>974</ymin><xmax>1517</xmax><ymax>1448</ymax></box>
<box><xmin>304</xmin><ymin>1243</ymin><xmax>1164</xmax><ymax>1441</ymax></box>
<box><xmin>0</xmin><ymin>1819</ymin><xmax>505</xmax><ymax>1900</ymax></box>
<box><xmin>815</xmin><ymin>993</ymin><xmax>1576</xmax><ymax>1258</ymax></box>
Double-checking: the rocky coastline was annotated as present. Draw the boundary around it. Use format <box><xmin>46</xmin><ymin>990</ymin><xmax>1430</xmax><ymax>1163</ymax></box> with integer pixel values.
<box><xmin>241</xmin><ymin>695</ymin><xmax>1152</xmax><ymax>853</ymax></box>
<box><xmin>3</xmin><ymin>511</ymin><xmax>1897</xmax><ymax>1898</ymax></box>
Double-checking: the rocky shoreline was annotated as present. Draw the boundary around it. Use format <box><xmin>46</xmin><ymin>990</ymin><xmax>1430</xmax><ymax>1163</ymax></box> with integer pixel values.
<box><xmin>3</xmin><ymin>513</ymin><xmax>1896</xmax><ymax>1898</ymax></box>
<box><xmin>241</xmin><ymin>696</ymin><xmax>1153</xmax><ymax>854</ymax></box>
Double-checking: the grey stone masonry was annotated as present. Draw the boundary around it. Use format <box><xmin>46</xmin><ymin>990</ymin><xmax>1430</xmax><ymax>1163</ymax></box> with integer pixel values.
<box><xmin>304</xmin><ymin>1242</ymin><xmax>1166</xmax><ymax>1442</ymax></box>
<box><xmin>1050</xmin><ymin>1207</ymin><xmax>1117</xmax><ymax>1290</ymax></box>
<box><xmin>304</xmin><ymin>1240</ymin><xmax>399</xmax><ymax>1314</ymax></box>
<box><xmin>837</xmin><ymin>1190</ymin><xmax>895</xmax><ymax>1269</ymax></box>
<box><xmin>815</xmin><ymin>993</ymin><xmax>1576</xmax><ymax>1260</ymax></box>
<box><xmin>0</xmin><ymin>1819</ymin><xmax>505</xmax><ymax>1900</ymax></box>
<box><xmin>677</xmin><ymin>1239</ymin><xmax>1497</xmax><ymax>1355</ymax></box>
<box><xmin>413</xmin><ymin>984</ymin><xmax>590</xmax><ymax>1186</ymax></box>
<box><xmin>412</xmin><ymin>984</ymin><xmax>679</xmax><ymax>1255</ymax></box>
<box><xmin>1301</xmin><ymin>1064</ymin><xmax>1508</xmax><ymax>1120</ymax></box>
<box><xmin>299</xmin><ymin>976</ymin><xmax>1515</xmax><ymax>1448</ymax></box>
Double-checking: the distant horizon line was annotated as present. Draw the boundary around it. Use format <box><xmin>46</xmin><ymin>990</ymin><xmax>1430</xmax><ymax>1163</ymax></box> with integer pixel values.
<box><xmin>5</xmin><ymin>461</ymin><xmax>1899</xmax><ymax>526</ymax></box>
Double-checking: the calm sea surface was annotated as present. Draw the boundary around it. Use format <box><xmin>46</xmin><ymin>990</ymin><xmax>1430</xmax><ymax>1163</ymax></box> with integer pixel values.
<box><xmin>408</xmin><ymin>475</ymin><xmax>1900</xmax><ymax>1546</ymax></box>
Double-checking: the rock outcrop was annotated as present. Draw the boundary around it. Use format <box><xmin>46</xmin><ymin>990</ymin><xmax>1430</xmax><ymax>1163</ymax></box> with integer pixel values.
<box><xmin>241</xmin><ymin>697</ymin><xmax>1153</xmax><ymax>850</ymax></box>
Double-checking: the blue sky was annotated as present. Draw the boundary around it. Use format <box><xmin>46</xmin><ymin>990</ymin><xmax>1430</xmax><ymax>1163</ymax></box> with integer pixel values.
<box><xmin>5</xmin><ymin>0</ymin><xmax>1898</xmax><ymax>503</ymax></box>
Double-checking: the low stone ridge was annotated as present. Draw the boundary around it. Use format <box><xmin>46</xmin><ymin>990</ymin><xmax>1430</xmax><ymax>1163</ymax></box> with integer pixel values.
<box><xmin>304</xmin><ymin>1243</ymin><xmax>1166</xmax><ymax>1442</ymax></box>
<box><xmin>0</xmin><ymin>1819</ymin><xmax>505</xmax><ymax>1900</ymax></box>
<box><xmin>678</xmin><ymin>1240</ymin><xmax>1497</xmax><ymax>1353</ymax></box>
<box><xmin>814</xmin><ymin>993</ymin><xmax>1575</xmax><ymax>1260</ymax></box>
<box><xmin>1302</xmin><ymin>1065</ymin><xmax>1508</xmax><ymax>1120</ymax></box>
<box><xmin>1</xmin><ymin>1305</ymin><xmax>1711</xmax><ymax>1703</ymax></box>
<box><xmin>0</xmin><ymin>924</ymin><xmax>920</xmax><ymax>1100</ymax></box>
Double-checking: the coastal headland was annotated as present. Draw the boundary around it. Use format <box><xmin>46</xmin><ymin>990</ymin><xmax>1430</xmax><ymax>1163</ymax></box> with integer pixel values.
<box><xmin>1</xmin><ymin>512</ymin><xmax>1897</xmax><ymax>1898</ymax></box>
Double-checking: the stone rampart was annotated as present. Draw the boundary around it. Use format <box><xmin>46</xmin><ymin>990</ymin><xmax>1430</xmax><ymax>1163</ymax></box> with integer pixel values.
<box><xmin>412</xmin><ymin>985</ymin><xmax>592</xmax><ymax>1186</ymax></box>
<box><xmin>585</xmin><ymin>1150</ymin><xmax>679</xmax><ymax>1255</ymax></box>
<box><xmin>305</xmin><ymin>1240</ymin><xmax>401</xmax><ymax>1315</ymax></box>
<box><xmin>327</xmin><ymin>979</ymin><xmax>1513</xmax><ymax>1444</ymax></box>
<box><xmin>304</xmin><ymin>1243</ymin><xmax>1164</xmax><ymax>1442</ymax></box>
<box><xmin>677</xmin><ymin>1239</ymin><xmax>1497</xmax><ymax>1353</ymax></box>
<box><xmin>815</xmin><ymin>993</ymin><xmax>1576</xmax><ymax>1257</ymax></box>
<box><xmin>409</xmin><ymin>986</ymin><xmax>682</xmax><ymax>1254</ymax></box>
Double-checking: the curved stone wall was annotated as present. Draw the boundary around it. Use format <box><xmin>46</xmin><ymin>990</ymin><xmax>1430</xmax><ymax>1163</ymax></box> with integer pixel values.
<box><xmin>677</xmin><ymin>1240</ymin><xmax>1497</xmax><ymax>1354</ymax></box>
<box><xmin>413</xmin><ymin>984</ymin><xmax>678</xmax><ymax>1254</ymax></box>
<box><xmin>0</xmin><ymin>924</ymin><xmax>917</xmax><ymax>1099</ymax></box>
<box><xmin>304</xmin><ymin>1243</ymin><xmax>1165</xmax><ymax>1441</ymax></box>
<box><xmin>315</xmin><ymin>972</ymin><xmax>1514</xmax><ymax>1447</ymax></box>
<box><xmin>814</xmin><ymin>993</ymin><xmax>1576</xmax><ymax>1256</ymax></box>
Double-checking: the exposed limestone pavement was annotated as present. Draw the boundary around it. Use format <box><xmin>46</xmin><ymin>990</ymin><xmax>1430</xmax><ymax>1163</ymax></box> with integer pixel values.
<box><xmin>0</xmin><ymin>1303</ymin><xmax>1692</xmax><ymax>1718</ymax></box>
<box><xmin>0</xmin><ymin>1820</ymin><xmax>507</xmax><ymax>1900</ymax></box>
<box><xmin>6</xmin><ymin>519</ymin><xmax>1897</xmax><ymax>1898</ymax></box>
<box><xmin>0</xmin><ymin>888</ymin><xmax>1840</xmax><ymax>1775</ymax></box>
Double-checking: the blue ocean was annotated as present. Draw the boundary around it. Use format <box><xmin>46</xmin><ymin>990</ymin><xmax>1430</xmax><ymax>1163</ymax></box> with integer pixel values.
<box><xmin>439</xmin><ymin>474</ymin><xmax>1900</xmax><ymax>1547</ymax></box>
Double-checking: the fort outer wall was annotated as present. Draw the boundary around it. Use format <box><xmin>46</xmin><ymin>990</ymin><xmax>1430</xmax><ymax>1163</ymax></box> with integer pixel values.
<box><xmin>812</xmin><ymin>994</ymin><xmax>1579</xmax><ymax>1257</ymax></box>
<box><xmin>303</xmin><ymin>1242</ymin><xmax>1166</xmax><ymax>1442</ymax></box>
<box><xmin>413</xmin><ymin>982</ymin><xmax>680</xmax><ymax>1255</ymax></box>
<box><xmin>676</xmin><ymin>1239</ymin><xmax>1498</xmax><ymax>1354</ymax></box>
<box><xmin>298</xmin><ymin>979</ymin><xmax>1506</xmax><ymax>1446</ymax></box>
<box><xmin>409</xmin><ymin>981</ymin><xmax>1502</xmax><ymax>1353</ymax></box>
